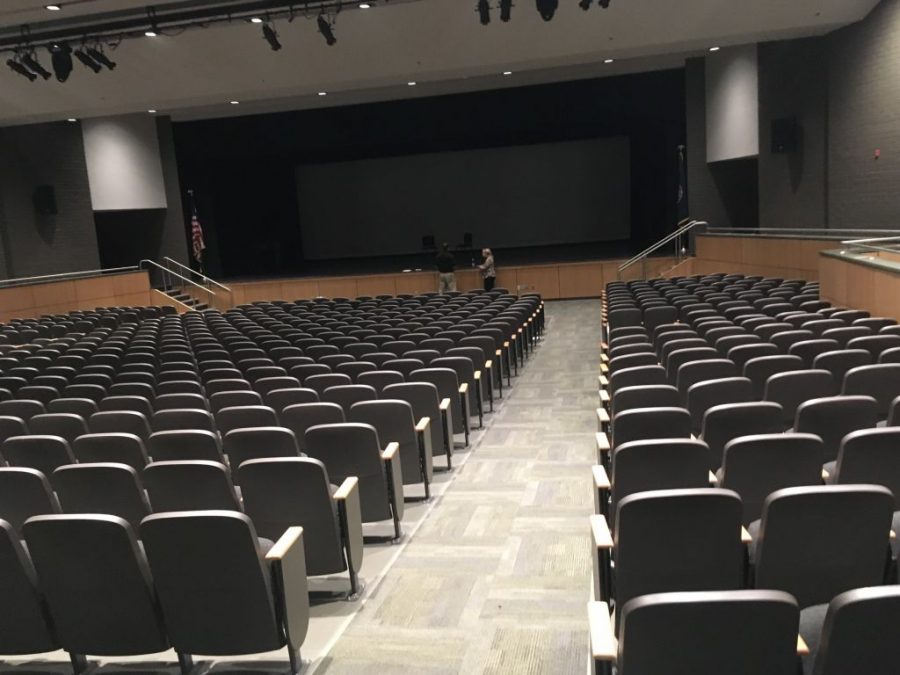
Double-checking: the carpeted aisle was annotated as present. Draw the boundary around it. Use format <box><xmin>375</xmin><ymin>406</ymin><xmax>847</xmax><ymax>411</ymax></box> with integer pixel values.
<box><xmin>313</xmin><ymin>299</ymin><xmax>601</xmax><ymax>675</ymax></box>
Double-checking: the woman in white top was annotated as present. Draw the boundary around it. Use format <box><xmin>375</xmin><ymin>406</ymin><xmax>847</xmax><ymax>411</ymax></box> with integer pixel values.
<box><xmin>478</xmin><ymin>248</ymin><xmax>496</xmax><ymax>292</ymax></box>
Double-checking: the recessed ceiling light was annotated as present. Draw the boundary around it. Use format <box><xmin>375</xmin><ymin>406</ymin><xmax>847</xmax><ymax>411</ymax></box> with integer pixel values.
<box><xmin>359</xmin><ymin>2</ymin><xmax>371</xmax><ymax>7</ymax></box>
<box><xmin>250</xmin><ymin>17</ymin><xmax>263</xmax><ymax>23</ymax></box>
<box><xmin>145</xmin><ymin>30</ymin><xmax>158</xmax><ymax>37</ymax></box>
<box><xmin>604</xmin><ymin>58</ymin><xmax>614</xmax><ymax>64</ymax></box>
<box><xmin>230</xmin><ymin>100</ymin><xmax>240</xmax><ymax>105</ymax></box>
<box><xmin>45</xmin><ymin>4</ymin><xmax>61</xmax><ymax>10</ymax></box>
<box><xmin>502</xmin><ymin>71</ymin><xmax>512</xmax><ymax>76</ymax></box>
<box><xmin>407</xmin><ymin>81</ymin><xmax>417</xmax><ymax>86</ymax></box>
<box><xmin>148</xmin><ymin>109</ymin><xmax>157</xmax><ymax>114</ymax></box>
<box><xmin>66</xmin><ymin>118</ymin><xmax>77</xmax><ymax>122</ymax></box>
<box><xmin>318</xmin><ymin>91</ymin><xmax>327</xmax><ymax>96</ymax></box>
<box><xmin>709</xmin><ymin>46</ymin><xmax>720</xmax><ymax>52</ymax></box>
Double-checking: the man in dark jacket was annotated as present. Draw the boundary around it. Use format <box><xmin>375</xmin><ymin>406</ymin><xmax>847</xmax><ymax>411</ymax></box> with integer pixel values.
<box><xmin>436</xmin><ymin>242</ymin><xmax>456</xmax><ymax>293</ymax></box>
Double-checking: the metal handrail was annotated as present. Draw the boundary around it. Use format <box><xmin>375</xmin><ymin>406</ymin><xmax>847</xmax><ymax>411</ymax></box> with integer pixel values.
<box><xmin>162</xmin><ymin>257</ymin><xmax>231</xmax><ymax>292</ymax></box>
<box><xmin>706</xmin><ymin>227</ymin><xmax>900</xmax><ymax>239</ymax></box>
<box><xmin>0</xmin><ymin>265</ymin><xmax>139</xmax><ymax>289</ymax></box>
<box><xmin>140</xmin><ymin>259</ymin><xmax>216</xmax><ymax>309</ymax></box>
<box><xmin>617</xmin><ymin>219</ymin><xmax>707</xmax><ymax>279</ymax></box>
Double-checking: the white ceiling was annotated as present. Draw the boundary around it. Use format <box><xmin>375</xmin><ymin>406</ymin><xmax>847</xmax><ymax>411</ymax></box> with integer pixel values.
<box><xmin>0</xmin><ymin>0</ymin><xmax>881</xmax><ymax>126</ymax></box>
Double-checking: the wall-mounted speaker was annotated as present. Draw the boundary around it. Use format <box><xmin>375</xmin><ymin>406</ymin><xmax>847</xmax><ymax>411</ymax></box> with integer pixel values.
<box><xmin>771</xmin><ymin>117</ymin><xmax>799</xmax><ymax>153</ymax></box>
<box><xmin>33</xmin><ymin>185</ymin><xmax>58</xmax><ymax>215</ymax></box>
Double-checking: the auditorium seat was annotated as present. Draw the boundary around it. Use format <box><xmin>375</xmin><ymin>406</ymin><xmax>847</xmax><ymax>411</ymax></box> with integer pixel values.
<box><xmin>2</xmin><ymin>435</ymin><xmax>75</xmax><ymax>479</ymax></box>
<box><xmin>222</xmin><ymin>426</ymin><xmax>301</xmax><ymax>473</ymax></box>
<box><xmin>0</xmin><ymin>467</ymin><xmax>60</xmax><ymax>536</ymax></box>
<box><xmin>53</xmin><ymin>463</ymin><xmax>150</xmax><ymax>530</ymax></box>
<box><xmin>72</xmin><ymin>432</ymin><xmax>149</xmax><ymax>471</ymax></box>
<box><xmin>143</xmin><ymin>460</ymin><xmax>242</xmax><ymax>512</ymax></box>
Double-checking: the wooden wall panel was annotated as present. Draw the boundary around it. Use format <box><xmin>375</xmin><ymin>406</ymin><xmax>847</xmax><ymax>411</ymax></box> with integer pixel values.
<box><xmin>317</xmin><ymin>278</ymin><xmax>358</xmax><ymax>299</ymax></box>
<box><xmin>693</xmin><ymin>235</ymin><xmax>835</xmax><ymax>281</ymax></box>
<box><xmin>558</xmin><ymin>263</ymin><xmax>603</xmax><ymax>299</ymax></box>
<box><xmin>395</xmin><ymin>273</ymin><xmax>438</xmax><ymax>296</ymax></box>
<box><xmin>31</xmin><ymin>281</ymin><xmax>76</xmax><ymax>308</ymax></box>
<box><xmin>515</xmin><ymin>265</ymin><xmax>560</xmax><ymax>299</ymax></box>
<box><xmin>357</xmin><ymin>276</ymin><xmax>398</xmax><ymax>298</ymax></box>
<box><xmin>495</xmin><ymin>269</ymin><xmax>518</xmax><ymax>293</ymax></box>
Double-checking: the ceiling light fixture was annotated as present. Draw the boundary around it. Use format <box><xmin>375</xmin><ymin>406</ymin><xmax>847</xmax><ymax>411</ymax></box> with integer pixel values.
<box><xmin>502</xmin><ymin>70</ymin><xmax>512</xmax><ymax>75</ymax></box>
<box><xmin>7</xmin><ymin>58</ymin><xmax>37</xmax><ymax>82</ymax></box>
<box><xmin>230</xmin><ymin>100</ymin><xmax>240</xmax><ymax>105</ymax></box>
<box><xmin>359</xmin><ymin>2</ymin><xmax>371</xmax><ymax>7</ymax></box>
<box><xmin>477</xmin><ymin>0</ymin><xmax>490</xmax><ymax>25</ymax></box>
<box><xmin>250</xmin><ymin>17</ymin><xmax>263</xmax><ymax>23</ymax></box>
<box><xmin>535</xmin><ymin>0</ymin><xmax>558</xmax><ymax>21</ymax></box>
<box><xmin>407</xmin><ymin>81</ymin><xmax>416</xmax><ymax>86</ymax></box>
<box><xmin>22</xmin><ymin>52</ymin><xmax>52</xmax><ymax>80</ymax></box>
<box><xmin>67</xmin><ymin>117</ymin><xmax>77</xmax><ymax>122</ymax></box>
<box><xmin>262</xmin><ymin>22</ymin><xmax>282</xmax><ymax>51</ymax></box>
<box><xmin>145</xmin><ymin>7</ymin><xmax>160</xmax><ymax>37</ymax></box>
<box><xmin>145</xmin><ymin>30</ymin><xmax>157</xmax><ymax>37</ymax></box>
<box><xmin>148</xmin><ymin>109</ymin><xmax>157</xmax><ymax>113</ymax></box>
<box><xmin>604</xmin><ymin>58</ymin><xmax>614</xmax><ymax>63</ymax></box>
<box><xmin>709</xmin><ymin>46</ymin><xmax>720</xmax><ymax>52</ymax></box>
<box><xmin>318</xmin><ymin>91</ymin><xmax>327</xmax><ymax>96</ymax></box>
<box><xmin>499</xmin><ymin>0</ymin><xmax>513</xmax><ymax>21</ymax></box>
<box><xmin>45</xmin><ymin>4</ymin><xmax>62</xmax><ymax>10</ymax></box>
<box><xmin>317</xmin><ymin>14</ymin><xmax>337</xmax><ymax>46</ymax></box>
<box><xmin>49</xmin><ymin>42</ymin><xmax>73</xmax><ymax>82</ymax></box>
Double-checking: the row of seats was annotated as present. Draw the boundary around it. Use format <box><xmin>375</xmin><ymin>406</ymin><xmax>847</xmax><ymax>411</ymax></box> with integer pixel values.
<box><xmin>588</xmin><ymin>273</ymin><xmax>900</xmax><ymax>675</ymax></box>
<box><xmin>0</xmin><ymin>291</ymin><xmax>545</xmax><ymax>673</ymax></box>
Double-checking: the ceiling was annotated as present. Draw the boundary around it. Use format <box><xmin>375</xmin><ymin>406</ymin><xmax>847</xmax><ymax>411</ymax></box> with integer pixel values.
<box><xmin>0</xmin><ymin>0</ymin><xmax>881</xmax><ymax>126</ymax></box>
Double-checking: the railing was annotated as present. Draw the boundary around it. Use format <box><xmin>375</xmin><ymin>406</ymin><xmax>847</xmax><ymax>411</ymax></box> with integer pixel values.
<box><xmin>617</xmin><ymin>219</ymin><xmax>707</xmax><ymax>280</ymax></box>
<box><xmin>0</xmin><ymin>265</ymin><xmax>139</xmax><ymax>289</ymax></box>
<box><xmin>161</xmin><ymin>257</ymin><xmax>233</xmax><ymax>311</ymax></box>
<box><xmin>704</xmin><ymin>227</ymin><xmax>900</xmax><ymax>240</ymax></box>
<box><xmin>139</xmin><ymin>259</ymin><xmax>217</xmax><ymax>309</ymax></box>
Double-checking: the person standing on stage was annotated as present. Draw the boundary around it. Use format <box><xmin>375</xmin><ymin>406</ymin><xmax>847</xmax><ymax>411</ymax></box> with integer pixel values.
<box><xmin>478</xmin><ymin>247</ymin><xmax>496</xmax><ymax>292</ymax></box>
<box><xmin>436</xmin><ymin>242</ymin><xmax>457</xmax><ymax>293</ymax></box>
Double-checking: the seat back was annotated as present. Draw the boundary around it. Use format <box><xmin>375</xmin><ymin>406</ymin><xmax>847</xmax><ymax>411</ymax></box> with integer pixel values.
<box><xmin>349</xmin><ymin>399</ymin><xmax>422</xmax><ymax>486</ymax></box>
<box><xmin>743</xmin><ymin>355</ymin><xmax>805</xmax><ymax>399</ymax></box>
<box><xmin>89</xmin><ymin>410</ymin><xmax>152</xmax><ymax>440</ymax></box>
<box><xmin>834</xmin><ymin>427</ymin><xmax>900</xmax><ymax>508</ymax></box>
<box><xmin>611</xmin><ymin>385</ymin><xmax>679</xmax><ymax>417</ymax></box>
<box><xmin>23</xmin><ymin>514</ymin><xmax>170</xmax><ymax>655</ymax></box>
<box><xmin>841</xmin><ymin>363</ymin><xmax>900</xmax><ymax>418</ymax></box>
<box><xmin>53</xmin><ymin>463</ymin><xmax>150</xmax><ymax>531</ymax></box>
<box><xmin>813</xmin><ymin>586</ymin><xmax>900</xmax><ymax>675</ymax></box>
<box><xmin>763</xmin><ymin>369</ymin><xmax>836</xmax><ymax>427</ymax></box>
<box><xmin>612</xmin><ymin>407</ymin><xmax>691</xmax><ymax>449</ymax></box>
<box><xmin>72</xmin><ymin>432</ymin><xmax>149</xmax><ymax>471</ymax></box>
<box><xmin>304</xmin><ymin>423</ymin><xmax>394</xmax><ymax>523</ymax></box>
<box><xmin>614</xmin><ymin>489</ymin><xmax>745</xmax><ymax>626</ymax></box>
<box><xmin>0</xmin><ymin>414</ymin><xmax>28</xmax><ymax>445</ymax></box>
<box><xmin>280</xmin><ymin>403</ymin><xmax>345</xmax><ymax>452</ymax></box>
<box><xmin>140</xmin><ymin>511</ymin><xmax>292</xmax><ymax>656</ymax></box>
<box><xmin>675</xmin><ymin>359</ymin><xmax>737</xmax><ymax>404</ymax></box>
<box><xmin>794</xmin><ymin>395</ymin><xmax>879</xmax><ymax>463</ymax></box>
<box><xmin>409</xmin><ymin>368</ymin><xmax>464</xmax><ymax>434</ymax></box>
<box><xmin>215</xmin><ymin>405</ymin><xmax>278</xmax><ymax>434</ymax></box>
<box><xmin>813</xmin><ymin>349</ymin><xmax>872</xmax><ymax>388</ymax></box>
<box><xmin>0</xmin><ymin>467</ymin><xmax>59</xmax><ymax>535</ymax></box>
<box><xmin>263</xmin><ymin>387</ymin><xmax>319</xmax><ymax>413</ymax></box>
<box><xmin>382</xmin><ymin>382</ymin><xmax>444</xmax><ymax>458</ymax></box>
<box><xmin>239</xmin><ymin>457</ymin><xmax>346</xmax><ymax>576</ymax></box>
<box><xmin>322</xmin><ymin>384</ymin><xmax>378</xmax><ymax>415</ymax></box>
<box><xmin>618</xmin><ymin>590</ymin><xmax>799</xmax><ymax>675</ymax></box>
<box><xmin>755</xmin><ymin>485</ymin><xmax>894</xmax><ymax>608</ymax></box>
<box><xmin>2</xmin><ymin>435</ymin><xmax>75</xmax><ymax>477</ymax></box>
<box><xmin>223</xmin><ymin>427</ymin><xmax>300</xmax><ymax>472</ymax></box>
<box><xmin>209</xmin><ymin>390</ymin><xmax>263</xmax><ymax>413</ymax></box>
<box><xmin>143</xmin><ymin>461</ymin><xmax>241</xmax><ymax>512</ymax></box>
<box><xmin>701</xmin><ymin>402</ymin><xmax>784</xmax><ymax>470</ymax></box>
<box><xmin>721</xmin><ymin>433</ymin><xmax>824</xmax><ymax>524</ymax></box>
<box><xmin>147</xmin><ymin>429</ymin><xmax>223</xmax><ymax>462</ymax></box>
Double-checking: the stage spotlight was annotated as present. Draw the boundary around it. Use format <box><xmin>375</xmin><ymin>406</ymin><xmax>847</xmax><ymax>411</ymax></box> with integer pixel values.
<box><xmin>500</xmin><ymin>0</ymin><xmax>512</xmax><ymax>21</ymax></box>
<box><xmin>85</xmin><ymin>46</ymin><xmax>116</xmax><ymax>70</ymax></box>
<box><xmin>7</xmin><ymin>58</ymin><xmax>37</xmax><ymax>82</ymax></box>
<box><xmin>22</xmin><ymin>52</ymin><xmax>52</xmax><ymax>79</ymax></box>
<box><xmin>317</xmin><ymin>15</ymin><xmax>337</xmax><ymax>46</ymax></box>
<box><xmin>74</xmin><ymin>48</ymin><xmax>102</xmax><ymax>73</ymax></box>
<box><xmin>262</xmin><ymin>22</ymin><xmax>282</xmax><ymax>50</ymax></box>
<box><xmin>535</xmin><ymin>0</ymin><xmax>557</xmax><ymax>21</ymax></box>
<box><xmin>477</xmin><ymin>0</ymin><xmax>490</xmax><ymax>25</ymax></box>
<box><xmin>49</xmin><ymin>42</ymin><xmax>73</xmax><ymax>82</ymax></box>
<box><xmin>579</xmin><ymin>0</ymin><xmax>592</xmax><ymax>9</ymax></box>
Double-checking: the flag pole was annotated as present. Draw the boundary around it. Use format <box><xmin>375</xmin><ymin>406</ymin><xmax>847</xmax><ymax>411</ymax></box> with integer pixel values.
<box><xmin>187</xmin><ymin>189</ymin><xmax>204</xmax><ymax>276</ymax></box>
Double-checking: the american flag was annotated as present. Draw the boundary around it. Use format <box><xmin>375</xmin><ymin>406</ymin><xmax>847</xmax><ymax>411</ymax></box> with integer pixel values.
<box><xmin>191</xmin><ymin>214</ymin><xmax>206</xmax><ymax>264</ymax></box>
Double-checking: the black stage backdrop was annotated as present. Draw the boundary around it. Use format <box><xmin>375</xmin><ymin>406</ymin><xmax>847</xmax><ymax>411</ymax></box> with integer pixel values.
<box><xmin>174</xmin><ymin>68</ymin><xmax>685</xmax><ymax>279</ymax></box>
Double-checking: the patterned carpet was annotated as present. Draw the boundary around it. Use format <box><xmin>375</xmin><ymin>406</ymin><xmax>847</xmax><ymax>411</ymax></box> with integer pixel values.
<box><xmin>313</xmin><ymin>299</ymin><xmax>601</xmax><ymax>675</ymax></box>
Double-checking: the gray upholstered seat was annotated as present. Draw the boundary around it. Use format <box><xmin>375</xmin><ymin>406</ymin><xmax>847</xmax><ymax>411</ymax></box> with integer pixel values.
<box><xmin>358</xmin><ymin>370</ymin><xmax>405</xmax><ymax>395</ymax></box>
<box><xmin>322</xmin><ymin>384</ymin><xmax>378</xmax><ymax>415</ymax></box>
<box><xmin>841</xmin><ymin>363</ymin><xmax>900</xmax><ymax>419</ymax></box>
<box><xmin>383</xmin><ymin>381</ymin><xmax>450</xmax><ymax>469</ymax></box>
<box><xmin>47</xmin><ymin>397</ymin><xmax>99</xmax><ymax>418</ymax></box>
<box><xmin>26</xmin><ymin>413</ymin><xmax>87</xmax><ymax>444</ymax></box>
<box><xmin>304</xmin><ymin>373</ymin><xmax>353</xmax><ymax>397</ymax></box>
<box><xmin>611</xmin><ymin>407</ymin><xmax>691</xmax><ymax>450</ymax></box>
<box><xmin>788</xmin><ymin>339</ymin><xmax>840</xmax><ymax>368</ymax></box>
<box><xmin>743</xmin><ymin>355</ymin><xmax>805</xmax><ymax>399</ymax></box>
<box><xmin>98</xmin><ymin>394</ymin><xmax>154</xmax><ymax>418</ymax></box>
<box><xmin>700</xmin><ymin>401</ymin><xmax>783</xmax><ymax>470</ymax></box>
<box><xmin>350</xmin><ymin>399</ymin><xmax>433</xmax><ymax>497</ymax></box>
<box><xmin>90</xmin><ymin>410</ymin><xmax>153</xmax><ymax>440</ymax></box>
<box><xmin>215</xmin><ymin>405</ymin><xmax>278</xmax><ymax>434</ymax></box>
<box><xmin>209</xmin><ymin>390</ymin><xmax>263</xmax><ymax>413</ymax></box>
<box><xmin>812</xmin><ymin>349</ymin><xmax>872</xmax><ymax>388</ymax></box>
<box><xmin>154</xmin><ymin>393</ymin><xmax>209</xmax><ymax>412</ymax></box>
<box><xmin>763</xmin><ymin>369</ymin><xmax>836</xmax><ymax>428</ymax></box>
<box><xmin>140</xmin><ymin>511</ymin><xmax>309</xmax><ymax>674</ymax></box>
<box><xmin>0</xmin><ymin>467</ymin><xmax>60</xmax><ymax>536</ymax></box>
<box><xmin>721</xmin><ymin>433</ymin><xmax>823</xmax><ymax>525</ymax></box>
<box><xmin>675</xmin><ymin>359</ymin><xmax>737</xmax><ymax>404</ymax></box>
<box><xmin>23</xmin><ymin>514</ymin><xmax>175</xmax><ymax>663</ymax></box>
<box><xmin>151</xmin><ymin>408</ymin><xmax>216</xmax><ymax>433</ymax></box>
<box><xmin>147</xmin><ymin>429</ymin><xmax>224</xmax><ymax>462</ymax></box>
<box><xmin>794</xmin><ymin>395</ymin><xmax>878</xmax><ymax>464</ymax></box>
<box><xmin>304</xmin><ymin>422</ymin><xmax>404</xmax><ymax>540</ymax></box>
<box><xmin>72</xmin><ymin>432</ymin><xmax>149</xmax><ymax>471</ymax></box>
<box><xmin>0</xmin><ymin>415</ymin><xmax>28</xmax><ymax>446</ymax></box>
<box><xmin>281</xmin><ymin>403</ymin><xmax>345</xmax><ymax>453</ymax></box>
<box><xmin>53</xmin><ymin>463</ymin><xmax>150</xmax><ymax>530</ymax></box>
<box><xmin>263</xmin><ymin>387</ymin><xmax>319</xmax><ymax>413</ymax></box>
<box><xmin>0</xmin><ymin>399</ymin><xmax>45</xmax><ymax>421</ymax></box>
<box><xmin>608</xmin><ymin>365</ymin><xmax>667</xmax><ymax>400</ymax></box>
<box><xmin>410</xmin><ymin>367</ymin><xmax>469</xmax><ymax>445</ymax></box>
<box><xmin>611</xmin><ymin>385</ymin><xmax>680</xmax><ymax>418</ymax></box>
<box><xmin>223</xmin><ymin>426</ymin><xmax>301</xmax><ymax>472</ymax></box>
<box><xmin>2</xmin><ymin>435</ymin><xmax>75</xmax><ymax>478</ymax></box>
<box><xmin>144</xmin><ymin>460</ymin><xmax>242</xmax><ymax>512</ymax></box>
<box><xmin>753</xmin><ymin>485</ymin><xmax>893</xmax><ymax>608</ymax></box>
<box><xmin>239</xmin><ymin>457</ymin><xmax>364</xmax><ymax>596</ymax></box>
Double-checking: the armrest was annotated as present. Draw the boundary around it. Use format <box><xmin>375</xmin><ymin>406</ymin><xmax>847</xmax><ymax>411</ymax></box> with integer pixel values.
<box><xmin>485</xmin><ymin>360</ymin><xmax>492</xmax><ymax>370</ymax></box>
<box><xmin>440</xmin><ymin>397</ymin><xmax>451</xmax><ymax>411</ymax></box>
<box><xmin>333</xmin><ymin>476</ymin><xmax>358</xmax><ymax>501</ymax></box>
<box><xmin>588</xmin><ymin>601</ymin><xmax>617</xmax><ymax>663</ymax></box>
<box><xmin>415</xmin><ymin>417</ymin><xmax>434</xmax><ymax>483</ymax></box>
<box><xmin>266</xmin><ymin>526</ymin><xmax>310</xmax><ymax>653</ymax></box>
<box><xmin>474</xmin><ymin>371</ymin><xmax>481</xmax><ymax>381</ymax></box>
<box><xmin>741</xmin><ymin>526</ymin><xmax>752</xmax><ymax>545</ymax></box>
<box><xmin>822</xmin><ymin>468</ymin><xmax>830</xmax><ymax>482</ymax></box>
<box><xmin>415</xmin><ymin>416</ymin><xmax>430</xmax><ymax>433</ymax></box>
<box><xmin>595</xmin><ymin>431</ymin><xmax>610</xmax><ymax>454</ymax></box>
<box><xmin>601</xmin><ymin>341</ymin><xmax>609</xmax><ymax>351</ymax></box>
<box><xmin>590</xmin><ymin>514</ymin><xmax>613</xmax><ymax>549</ymax></box>
<box><xmin>599</xmin><ymin>389</ymin><xmax>610</xmax><ymax>403</ymax></box>
<box><xmin>597</xmin><ymin>408</ymin><xmax>610</xmax><ymax>424</ymax></box>
<box><xmin>601</xmin><ymin>353</ymin><xmax>609</xmax><ymax>363</ymax></box>
<box><xmin>495</xmin><ymin>349</ymin><xmax>502</xmax><ymax>357</ymax></box>
<box><xmin>381</xmin><ymin>441</ymin><xmax>399</xmax><ymax>461</ymax></box>
<box><xmin>599</xmin><ymin>374</ymin><xmax>609</xmax><ymax>388</ymax></box>
<box><xmin>708</xmin><ymin>470</ymin><xmax>718</xmax><ymax>486</ymax></box>
<box><xmin>459</xmin><ymin>382</ymin><xmax>469</xmax><ymax>395</ymax></box>
<box><xmin>600</xmin><ymin>362</ymin><xmax>609</xmax><ymax>374</ymax></box>
<box><xmin>334</xmin><ymin>478</ymin><xmax>364</xmax><ymax>575</ymax></box>
<box><xmin>504</xmin><ymin>341</ymin><xmax>510</xmax><ymax>348</ymax></box>
<box><xmin>797</xmin><ymin>635</ymin><xmax>809</xmax><ymax>656</ymax></box>
<box><xmin>593</xmin><ymin>464</ymin><xmax>611</xmax><ymax>491</ymax></box>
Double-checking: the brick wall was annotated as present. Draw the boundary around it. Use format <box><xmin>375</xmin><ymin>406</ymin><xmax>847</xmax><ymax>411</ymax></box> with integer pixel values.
<box><xmin>0</xmin><ymin>121</ymin><xmax>100</xmax><ymax>278</ymax></box>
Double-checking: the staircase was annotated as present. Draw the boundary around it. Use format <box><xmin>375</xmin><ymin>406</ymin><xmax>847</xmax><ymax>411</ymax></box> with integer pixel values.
<box><xmin>163</xmin><ymin>287</ymin><xmax>209</xmax><ymax>311</ymax></box>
